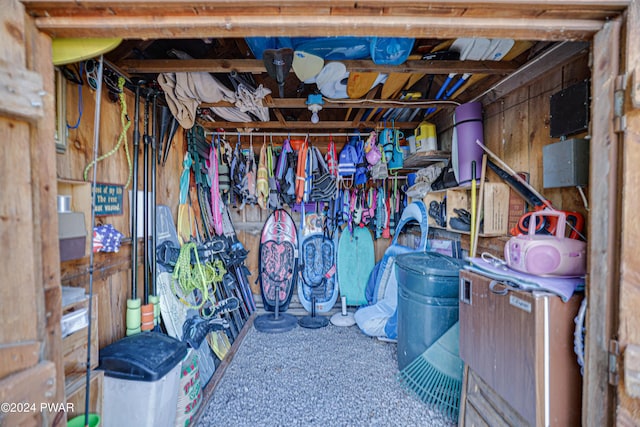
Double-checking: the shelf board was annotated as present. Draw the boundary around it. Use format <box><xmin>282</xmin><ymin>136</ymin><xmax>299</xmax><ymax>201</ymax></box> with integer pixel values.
<box><xmin>403</xmin><ymin>150</ymin><xmax>450</xmax><ymax>169</ymax></box>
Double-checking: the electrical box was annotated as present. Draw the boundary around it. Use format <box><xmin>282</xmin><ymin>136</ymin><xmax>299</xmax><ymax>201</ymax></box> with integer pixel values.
<box><xmin>542</xmin><ymin>138</ymin><xmax>589</xmax><ymax>188</ymax></box>
<box><xmin>549</xmin><ymin>79</ymin><xmax>590</xmax><ymax>138</ymax></box>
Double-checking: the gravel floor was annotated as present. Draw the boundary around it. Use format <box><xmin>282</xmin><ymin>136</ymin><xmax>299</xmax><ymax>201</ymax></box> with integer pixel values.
<box><xmin>196</xmin><ymin>318</ymin><xmax>456</xmax><ymax>427</ymax></box>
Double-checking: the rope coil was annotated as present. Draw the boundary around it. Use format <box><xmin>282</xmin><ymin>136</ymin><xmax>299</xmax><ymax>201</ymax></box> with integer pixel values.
<box><xmin>171</xmin><ymin>242</ymin><xmax>226</xmax><ymax>310</ymax></box>
<box><xmin>83</xmin><ymin>77</ymin><xmax>133</xmax><ymax>188</ymax></box>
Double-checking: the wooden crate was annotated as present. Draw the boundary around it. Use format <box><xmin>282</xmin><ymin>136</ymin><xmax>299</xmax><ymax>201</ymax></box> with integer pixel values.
<box><xmin>422</xmin><ymin>190</ymin><xmax>446</xmax><ymax>228</ymax></box>
<box><xmin>62</xmin><ymin>294</ymin><xmax>98</xmax><ymax>377</ymax></box>
<box><xmin>445</xmin><ymin>182</ymin><xmax>509</xmax><ymax>236</ymax></box>
<box><xmin>65</xmin><ymin>369</ymin><xmax>104</xmax><ymax>421</ymax></box>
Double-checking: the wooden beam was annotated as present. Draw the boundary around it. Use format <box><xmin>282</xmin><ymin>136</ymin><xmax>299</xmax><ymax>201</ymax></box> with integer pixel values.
<box><xmin>617</xmin><ymin>0</ymin><xmax>640</xmax><ymax>422</ymax></box>
<box><xmin>201</xmin><ymin>98</ymin><xmax>460</xmax><ymax>109</ymax></box>
<box><xmin>32</xmin><ymin>14</ymin><xmax>606</xmax><ymax>40</ymax></box>
<box><xmin>117</xmin><ymin>58</ymin><xmax>519</xmax><ymax>75</ymax></box>
<box><xmin>584</xmin><ymin>16</ymin><xmax>620</xmax><ymax>427</ymax></box>
<box><xmin>263</xmin><ymin>94</ymin><xmax>287</xmax><ymax>126</ymax></box>
<box><xmin>198</xmin><ymin>120</ymin><xmax>421</xmax><ymax>130</ymax></box>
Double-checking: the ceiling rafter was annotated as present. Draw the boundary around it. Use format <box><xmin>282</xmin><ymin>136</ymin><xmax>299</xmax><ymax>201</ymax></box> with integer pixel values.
<box><xmin>118</xmin><ymin>58</ymin><xmax>519</xmax><ymax>75</ymax></box>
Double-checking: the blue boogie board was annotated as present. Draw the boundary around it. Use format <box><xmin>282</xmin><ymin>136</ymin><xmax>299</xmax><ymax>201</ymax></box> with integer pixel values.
<box><xmin>337</xmin><ymin>226</ymin><xmax>375</xmax><ymax>307</ymax></box>
<box><xmin>297</xmin><ymin>212</ymin><xmax>338</xmax><ymax>313</ymax></box>
<box><xmin>297</xmin><ymin>232</ymin><xmax>339</xmax><ymax>313</ymax></box>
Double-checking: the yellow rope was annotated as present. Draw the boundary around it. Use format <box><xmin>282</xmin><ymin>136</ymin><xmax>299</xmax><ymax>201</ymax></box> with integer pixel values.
<box><xmin>171</xmin><ymin>242</ymin><xmax>226</xmax><ymax>310</ymax></box>
<box><xmin>83</xmin><ymin>77</ymin><xmax>133</xmax><ymax>188</ymax></box>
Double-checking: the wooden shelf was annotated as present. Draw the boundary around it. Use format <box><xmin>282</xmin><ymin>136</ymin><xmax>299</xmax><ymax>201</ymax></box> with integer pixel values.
<box><xmin>57</xmin><ymin>179</ymin><xmax>91</xmax><ymax>257</ymax></box>
<box><xmin>402</xmin><ymin>150</ymin><xmax>450</xmax><ymax>169</ymax></box>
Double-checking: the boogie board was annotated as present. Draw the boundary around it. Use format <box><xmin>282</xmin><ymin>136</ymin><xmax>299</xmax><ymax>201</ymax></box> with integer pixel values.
<box><xmin>297</xmin><ymin>212</ymin><xmax>339</xmax><ymax>313</ymax></box>
<box><xmin>337</xmin><ymin>226</ymin><xmax>375</xmax><ymax>307</ymax></box>
<box><xmin>259</xmin><ymin>209</ymin><xmax>299</xmax><ymax>312</ymax></box>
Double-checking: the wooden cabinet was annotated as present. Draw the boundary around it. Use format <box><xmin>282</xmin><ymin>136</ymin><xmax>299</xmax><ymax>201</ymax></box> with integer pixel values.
<box><xmin>458</xmin><ymin>270</ymin><xmax>583</xmax><ymax>427</ymax></box>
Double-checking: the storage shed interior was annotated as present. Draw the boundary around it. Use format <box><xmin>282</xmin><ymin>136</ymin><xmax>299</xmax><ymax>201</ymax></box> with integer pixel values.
<box><xmin>3</xmin><ymin>1</ymin><xmax>640</xmax><ymax>426</ymax></box>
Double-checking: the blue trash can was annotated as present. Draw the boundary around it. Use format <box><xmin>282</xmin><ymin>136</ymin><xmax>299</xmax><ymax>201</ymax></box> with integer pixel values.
<box><xmin>395</xmin><ymin>252</ymin><xmax>465</xmax><ymax>370</ymax></box>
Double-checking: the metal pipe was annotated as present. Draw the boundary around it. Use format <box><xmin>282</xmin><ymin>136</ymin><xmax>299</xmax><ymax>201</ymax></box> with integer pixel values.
<box><xmin>206</xmin><ymin>131</ymin><xmax>373</xmax><ymax>138</ymax></box>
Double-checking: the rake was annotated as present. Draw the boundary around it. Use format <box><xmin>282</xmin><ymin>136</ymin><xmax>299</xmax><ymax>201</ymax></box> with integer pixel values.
<box><xmin>396</xmin><ymin>322</ymin><xmax>463</xmax><ymax>421</ymax></box>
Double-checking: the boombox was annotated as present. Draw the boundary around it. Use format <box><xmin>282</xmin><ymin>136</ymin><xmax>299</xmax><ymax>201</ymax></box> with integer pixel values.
<box><xmin>504</xmin><ymin>211</ymin><xmax>586</xmax><ymax>277</ymax></box>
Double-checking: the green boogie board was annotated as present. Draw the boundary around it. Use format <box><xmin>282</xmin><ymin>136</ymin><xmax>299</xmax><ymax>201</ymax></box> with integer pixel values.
<box><xmin>337</xmin><ymin>226</ymin><xmax>375</xmax><ymax>306</ymax></box>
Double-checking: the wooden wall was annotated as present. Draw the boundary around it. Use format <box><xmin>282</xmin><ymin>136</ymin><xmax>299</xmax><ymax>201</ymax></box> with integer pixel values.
<box><xmin>438</xmin><ymin>51</ymin><xmax>592</xmax><ymax>257</ymax></box>
<box><xmin>57</xmin><ymin>78</ymin><xmax>184</xmax><ymax>347</ymax></box>
<box><xmin>0</xmin><ymin>1</ymin><xmax>60</xmax><ymax>424</ymax></box>
<box><xmin>483</xmin><ymin>52</ymin><xmax>591</xmax><ymax>217</ymax></box>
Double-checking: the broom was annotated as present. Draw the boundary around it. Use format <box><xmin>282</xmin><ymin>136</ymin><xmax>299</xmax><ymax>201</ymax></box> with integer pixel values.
<box><xmin>396</xmin><ymin>322</ymin><xmax>463</xmax><ymax>421</ymax></box>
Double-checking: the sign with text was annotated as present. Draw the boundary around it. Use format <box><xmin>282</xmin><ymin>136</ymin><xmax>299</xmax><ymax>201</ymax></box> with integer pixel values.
<box><xmin>95</xmin><ymin>183</ymin><xmax>124</xmax><ymax>216</ymax></box>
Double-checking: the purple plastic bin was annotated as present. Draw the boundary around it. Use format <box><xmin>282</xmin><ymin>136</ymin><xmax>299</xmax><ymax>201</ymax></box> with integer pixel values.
<box><xmin>454</xmin><ymin>102</ymin><xmax>484</xmax><ymax>185</ymax></box>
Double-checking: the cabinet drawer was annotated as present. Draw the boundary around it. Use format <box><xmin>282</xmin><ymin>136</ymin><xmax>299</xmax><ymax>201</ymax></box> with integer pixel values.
<box><xmin>459</xmin><ymin>270</ymin><xmax>582</xmax><ymax>427</ymax></box>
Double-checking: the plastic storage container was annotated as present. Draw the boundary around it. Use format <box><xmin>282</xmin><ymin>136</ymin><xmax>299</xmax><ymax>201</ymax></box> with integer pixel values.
<box><xmin>395</xmin><ymin>252</ymin><xmax>465</xmax><ymax>370</ymax></box>
<box><xmin>99</xmin><ymin>332</ymin><xmax>188</xmax><ymax>427</ymax></box>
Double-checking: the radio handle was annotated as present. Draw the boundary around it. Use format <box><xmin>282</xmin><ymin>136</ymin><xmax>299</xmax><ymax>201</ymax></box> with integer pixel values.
<box><xmin>528</xmin><ymin>210</ymin><xmax>566</xmax><ymax>238</ymax></box>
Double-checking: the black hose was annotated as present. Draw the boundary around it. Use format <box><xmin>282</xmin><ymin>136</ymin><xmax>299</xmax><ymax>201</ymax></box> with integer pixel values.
<box><xmin>143</xmin><ymin>92</ymin><xmax>150</xmax><ymax>304</ymax></box>
<box><xmin>151</xmin><ymin>94</ymin><xmax>158</xmax><ymax>297</ymax></box>
<box><xmin>131</xmin><ymin>82</ymin><xmax>142</xmax><ymax>300</ymax></box>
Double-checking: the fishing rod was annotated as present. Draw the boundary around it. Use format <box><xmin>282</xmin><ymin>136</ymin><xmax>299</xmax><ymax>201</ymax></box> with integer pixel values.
<box><xmin>84</xmin><ymin>54</ymin><xmax>104</xmax><ymax>427</ymax></box>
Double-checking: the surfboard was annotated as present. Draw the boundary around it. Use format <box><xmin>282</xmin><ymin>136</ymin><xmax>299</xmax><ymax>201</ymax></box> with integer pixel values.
<box><xmin>259</xmin><ymin>209</ymin><xmax>299</xmax><ymax>312</ymax></box>
<box><xmin>52</xmin><ymin>38</ymin><xmax>122</xmax><ymax>66</ymax></box>
<box><xmin>337</xmin><ymin>226</ymin><xmax>375</xmax><ymax>307</ymax></box>
<box><xmin>297</xmin><ymin>211</ymin><xmax>339</xmax><ymax>313</ymax></box>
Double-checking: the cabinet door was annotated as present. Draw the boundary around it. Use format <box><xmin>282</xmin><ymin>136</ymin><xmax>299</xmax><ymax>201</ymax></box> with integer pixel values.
<box><xmin>459</xmin><ymin>270</ymin><xmax>539</xmax><ymax>425</ymax></box>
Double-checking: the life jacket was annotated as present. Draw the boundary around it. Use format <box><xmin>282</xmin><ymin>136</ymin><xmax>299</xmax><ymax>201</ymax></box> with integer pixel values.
<box><xmin>208</xmin><ymin>144</ymin><xmax>223</xmax><ymax>235</ymax></box>
<box><xmin>337</xmin><ymin>136</ymin><xmax>358</xmax><ymax>190</ymax></box>
<box><xmin>237</xmin><ymin>138</ymin><xmax>257</xmax><ymax>208</ymax></box>
<box><xmin>295</xmin><ymin>137</ymin><xmax>309</xmax><ymax>204</ymax></box>
<box><xmin>381</xmin><ymin>125</ymin><xmax>404</xmax><ymax>171</ymax></box>
<box><xmin>230</xmin><ymin>139</ymin><xmax>246</xmax><ymax>206</ymax></box>
<box><xmin>177</xmin><ymin>152</ymin><xmax>196</xmax><ymax>245</ymax></box>
<box><xmin>256</xmin><ymin>142</ymin><xmax>269</xmax><ymax>209</ymax></box>
<box><xmin>326</xmin><ymin>136</ymin><xmax>338</xmax><ymax>177</ymax></box>
<box><xmin>217</xmin><ymin>135</ymin><xmax>232</xmax><ymax>199</ymax></box>
<box><xmin>309</xmin><ymin>146</ymin><xmax>336</xmax><ymax>201</ymax></box>
<box><xmin>266</xmin><ymin>143</ymin><xmax>280</xmax><ymax>210</ymax></box>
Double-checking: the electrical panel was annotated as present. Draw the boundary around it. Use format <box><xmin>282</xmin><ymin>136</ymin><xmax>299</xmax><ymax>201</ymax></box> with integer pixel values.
<box><xmin>543</xmin><ymin>138</ymin><xmax>589</xmax><ymax>188</ymax></box>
